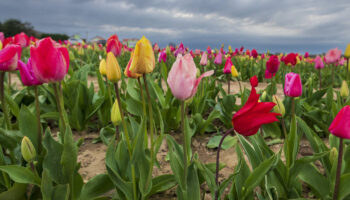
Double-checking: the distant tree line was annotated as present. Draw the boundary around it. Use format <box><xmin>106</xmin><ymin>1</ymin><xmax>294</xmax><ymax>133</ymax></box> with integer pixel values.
<box><xmin>0</xmin><ymin>19</ymin><xmax>69</xmax><ymax>41</ymax></box>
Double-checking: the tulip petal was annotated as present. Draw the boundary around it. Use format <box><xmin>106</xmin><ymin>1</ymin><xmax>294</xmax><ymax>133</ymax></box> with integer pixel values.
<box><xmin>190</xmin><ymin>70</ymin><xmax>214</xmax><ymax>98</ymax></box>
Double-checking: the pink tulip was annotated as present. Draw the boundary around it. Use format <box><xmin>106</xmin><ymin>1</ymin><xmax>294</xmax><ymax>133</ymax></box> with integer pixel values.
<box><xmin>337</xmin><ymin>58</ymin><xmax>345</xmax><ymax>66</ymax></box>
<box><xmin>30</xmin><ymin>37</ymin><xmax>69</xmax><ymax>83</ymax></box>
<box><xmin>207</xmin><ymin>46</ymin><xmax>212</xmax><ymax>55</ymax></box>
<box><xmin>18</xmin><ymin>59</ymin><xmax>42</xmax><ymax>86</ymax></box>
<box><xmin>158</xmin><ymin>50</ymin><xmax>167</xmax><ymax>63</ymax></box>
<box><xmin>304</xmin><ymin>52</ymin><xmax>309</xmax><ymax>58</ymax></box>
<box><xmin>194</xmin><ymin>49</ymin><xmax>201</xmax><ymax>56</ymax></box>
<box><xmin>314</xmin><ymin>56</ymin><xmax>324</xmax><ymax>69</ymax></box>
<box><xmin>200</xmin><ymin>52</ymin><xmax>208</xmax><ymax>66</ymax></box>
<box><xmin>153</xmin><ymin>43</ymin><xmax>160</xmax><ymax>53</ymax></box>
<box><xmin>175</xmin><ymin>42</ymin><xmax>185</xmax><ymax>57</ymax></box>
<box><xmin>266</xmin><ymin>55</ymin><xmax>280</xmax><ymax>74</ymax></box>
<box><xmin>0</xmin><ymin>32</ymin><xmax>4</xmax><ymax>43</ymax></box>
<box><xmin>251</xmin><ymin>49</ymin><xmax>258</xmax><ymax>58</ymax></box>
<box><xmin>106</xmin><ymin>34</ymin><xmax>122</xmax><ymax>57</ymax></box>
<box><xmin>325</xmin><ymin>48</ymin><xmax>342</xmax><ymax>64</ymax></box>
<box><xmin>329</xmin><ymin>106</ymin><xmax>350</xmax><ymax>139</ymax></box>
<box><xmin>264</xmin><ymin>69</ymin><xmax>275</xmax><ymax>79</ymax></box>
<box><xmin>0</xmin><ymin>44</ymin><xmax>22</xmax><ymax>71</ymax></box>
<box><xmin>284</xmin><ymin>72</ymin><xmax>302</xmax><ymax>97</ymax></box>
<box><xmin>223</xmin><ymin>57</ymin><xmax>232</xmax><ymax>74</ymax></box>
<box><xmin>214</xmin><ymin>51</ymin><xmax>222</xmax><ymax>65</ymax></box>
<box><xmin>167</xmin><ymin>54</ymin><xmax>214</xmax><ymax>100</ymax></box>
<box><xmin>14</xmin><ymin>32</ymin><xmax>29</xmax><ymax>48</ymax></box>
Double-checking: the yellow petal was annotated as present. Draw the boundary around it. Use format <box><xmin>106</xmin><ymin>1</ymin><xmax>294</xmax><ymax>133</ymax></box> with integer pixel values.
<box><xmin>106</xmin><ymin>52</ymin><xmax>121</xmax><ymax>82</ymax></box>
<box><xmin>129</xmin><ymin>36</ymin><xmax>155</xmax><ymax>74</ymax></box>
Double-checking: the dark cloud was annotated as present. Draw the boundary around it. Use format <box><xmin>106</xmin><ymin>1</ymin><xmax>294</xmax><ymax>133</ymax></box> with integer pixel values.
<box><xmin>1</xmin><ymin>0</ymin><xmax>350</xmax><ymax>53</ymax></box>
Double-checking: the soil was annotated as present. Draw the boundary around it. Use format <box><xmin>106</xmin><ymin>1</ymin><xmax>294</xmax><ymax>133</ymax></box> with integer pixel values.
<box><xmin>9</xmin><ymin>72</ymin><xmax>324</xmax><ymax>199</ymax></box>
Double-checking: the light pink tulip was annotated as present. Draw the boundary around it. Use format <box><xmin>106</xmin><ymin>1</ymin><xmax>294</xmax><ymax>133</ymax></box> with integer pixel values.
<box><xmin>167</xmin><ymin>54</ymin><xmax>213</xmax><ymax>100</ymax></box>
<box><xmin>325</xmin><ymin>48</ymin><xmax>342</xmax><ymax>64</ymax></box>
<box><xmin>314</xmin><ymin>56</ymin><xmax>324</xmax><ymax>69</ymax></box>
<box><xmin>214</xmin><ymin>51</ymin><xmax>222</xmax><ymax>65</ymax></box>
<box><xmin>200</xmin><ymin>52</ymin><xmax>208</xmax><ymax>66</ymax></box>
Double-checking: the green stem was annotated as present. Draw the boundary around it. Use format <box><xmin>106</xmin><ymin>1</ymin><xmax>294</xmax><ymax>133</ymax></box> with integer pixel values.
<box><xmin>143</xmin><ymin>74</ymin><xmax>155</xmax><ymax>191</ymax></box>
<box><xmin>137</xmin><ymin>77</ymin><xmax>146</xmax><ymax>117</ymax></box>
<box><xmin>227</xmin><ymin>75</ymin><xmax>230</xmax><ymax>94</ymax></box>
<box><xmin>34</xmin><ymin>86</ymin><xmax>43</xmax><ymax>155</ymax></box>
<box><xmin>237</xmin><ymin>78</ymin><xmax>243</xmax><ymax>97</ymax></box>
<box><xmin>291</xmin><ymin>97</ymin><xmax>295</xmax><ymax>117</ymax></box>
<box><xmin>0</xmin><ymin>72</ymin><xmax>11</xmax><ymax>130</ymax></box>
<box><xmin>114</xmin><ymin>82</ymin><xmax>137</xmax><ymax>200</ymax></box>
<box><xmin>333</xmin><ymin>138</ymin><xmax>343</xmax><ymax>200</ymax></box>
<box><xmin>347</xmin><ymin>58</ymin><xmax>349</xmax><ymax>81</ymax></box>
<box><xmin>181</xmin><ymin>101</ymin><xmax>188</xmax><ymax>187</ymax></box>
<box><xmin>319</xmin><ymin>70</ymin><xmax>322</xmax><ymax>90</ymax></box>
<box><xmin>53</xmin><ymin>83</ymin><xmax>66</xmax><ymax>139</ymax></box>
<box><xmin>105</xmin><ymin>76</ymin><xmax>113</xmax><ymax>106</ymax></box>
<box><xmin>332</xmin><ymin>64</ymin><xmax>335</xmax><ymax>88</ymax></box>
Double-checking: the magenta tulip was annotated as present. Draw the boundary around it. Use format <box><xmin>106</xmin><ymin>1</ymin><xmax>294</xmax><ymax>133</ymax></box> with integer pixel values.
<box><xmin>214</xmin><ymin>51</ymin><xmax>222</xmax><ymax>65</ymax></box>
<box><xmin>158</xmin><ymin>50</ymin><xmax>167</xmax><ymax>63</ymax></box>
<box><xmin>167</xmin><ymin>54</ymin><xmax>214</xmax><ymax>100</ymax></box>
<box><xmin>251</xmin><ymin>49</ymin><xmax>258</xmax><ymax>58</ymax></box>
<box><xmin>304</xmin><ymin>52</ymin><xmax>309</xmax><ymax>58</ymax></box>
<box><xmin>284</xmin><ymin>72</ymin><xmax>302</xmax><ymax>97</ymax></box>
<box><xmin>314</xmin><ymin>56</ymin><xmax>324</xmax><ymax>69</ymax></box>
<box><xmin>14</xmin><ymin>32</ymin><xmax>29</xmax><ymax>48</ymax></box>
<box><xmin>325</xmin><ymin>48</ymin><xmax>342</xmax><ymax>64</ymax></box>
<box><xmin>329</xmin><ymin>106</ymin><xmax>350</xmax><ymax>139</ymax></box>
<box><xmin>18</xmin><ymin>59</ymin><xmax>42</xmax><ymax>86</ymax></box>
<box><xmin>0</xmin><ymin>32</ymin><xmax>4</xmax><ymax>43</ymax></box>
<box><xmin>223</xmin><ymin>57</ymin><xmax>232</xmax><ymax>74</ymax></box>
<box><xmin>175</xmin><ymin>42</ymin><xmax>185</xmax><ymax>57</ymax></box>
<box><xmin>200</xmin><ymin>52</ymin><xmax>208</xmax><ymax>66</ymax></box>
<box><xmin>0</xmin><ymin>44</ymin><xmax>22</xmax><ymax>71</ymax></box>
<box><xmin>266</xmin><ymin>55</ymin><xmax>280</xmax><ymax>74</ymax></box>
<box><xmin>264</xmin><ymin>69</ymin><xmax>274</xmax><ymax>79</ymax></box>
<box><xmin>30</xmin><ymin>37</ymin><xmax>69</xmax><ymax>83</ymax></box>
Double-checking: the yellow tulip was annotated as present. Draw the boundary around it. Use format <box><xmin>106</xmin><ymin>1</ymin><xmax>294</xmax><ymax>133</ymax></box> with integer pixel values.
<box><xmin>129</xmin><ymin>36</ymin><xmax>155</xmax><ymax>74</ymax></box>
<box><xmin>111</xmin><ymin>100</ymin><xmax>122</xmax><ymax>126</ymax></box>
<box><xmin>124</xmin><ymin>52</ymin><xmax>141</xmax><ymax>78</ymax></box>
<box><xmin>340</xmin><ymin>80</ymin><xmax>349</xmax><ymax>97</ymax></box>
<box><xmin>99</xmin><ymin>59</ymin><xmax>107</xmax><ymax>76</ymax></box>
<box><xmin>231</xmin><ymin>65</ymin><xmax>238</xmax><ymax>77</ymax></box>
<box><xmin>272</xmin><ymin>95</ymin><xmax>285</xmax><ymax>117</ymax></box>
<box><xmin>106</xmin><ymin>52</ymin><xmax>121</xmax><ymax>82</ymax></box>
<box><xmin>345</xmin><ymin>43</ymin><xmax>350</xmax><ymax>58</ymax></box>
<box><xmin>0</xmin><ymin>41</ymin><xmax>2</xmax><ymax>50</ymax></box>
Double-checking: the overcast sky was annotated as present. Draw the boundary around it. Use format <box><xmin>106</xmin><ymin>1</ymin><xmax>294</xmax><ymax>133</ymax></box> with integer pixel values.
<box><xmin>1</xmin><ymin>0</ymin><xmax>350</xmax><ymax>53</ymax></box>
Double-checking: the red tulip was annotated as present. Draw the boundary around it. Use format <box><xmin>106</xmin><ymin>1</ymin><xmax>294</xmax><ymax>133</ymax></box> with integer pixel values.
<box><xmin>0</xmin><ymin>44</ymin><xmax>22</xmax><ymax>71</ymax></box>
<box><xmin>106</xmin><ymin>34</ymin><xmax>122</xmax><ymax>57</ymax></box>
<box><xmin>30</xmin><ymin>37</ymin><xmax>69</xmax><ymax>83</ymax></box>
<box><xmin>266</xmin><ymin>55</ymin><xmax>280</xmax><ymax>74</ymax></box>
<box><xmin>3</xmin><ymin>37</ymin><xmax>14</xmax><ymax>48</ymax></box>
<box><xmin>329</xmin><ymin>106</ymin><xmax>350</xmax><ymax>139</ymax></box>
<box><xmin>18</xmin><ymin>59</ymin><xmax>42</xmax><ymax>86</ymax></box>
<box><xmin>223</xmin><ymin>57</ymin><xmax>232</xmax><ymax>74</ymax></box>
<box><xmin>14</xmin><ymin>32</ymin><xmax>29</xmax><ymax>48</ymax></box>
<box><xmin>284</xmin><ymin>53</ymin><xmax>297</xmax><ymax>66</ymax></box>
<box><xmin>251</xmin><ymin>49</ymin><xmax>258</xmax><ymax>58</ymax></box>
<box><xmin>264</xmin><ymin>69</ymin><xmax>275</xmax><ymax>79</ymax></box>
<box><xmin>304</xmin><ymin>52</ymin><xmax>309</xmax><ymax>58</ymax></box>
<box><xmin>284</xmin><ymin>72</ymin><xmax>302</xmax><ymax>97</ymax></box>
<box><xmin>232</xmin><ymin>80</ymin><xmax>280</xmax><ymax>136</ymax></box>
<box><xmin>250</xmin><ymin>75</ymin><xmax>258</xmax><ymax>87</ymax></box>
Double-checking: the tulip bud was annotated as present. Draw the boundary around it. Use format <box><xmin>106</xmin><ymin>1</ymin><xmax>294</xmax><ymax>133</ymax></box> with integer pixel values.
<box><xmin>69</xmin><ymin>51</ymin><xmax>75</xmax><ymax>60</ymax></box>
<box><xmin>111</xmin><ymin>100</ymin><xmax>122</xmax><ymax>126</ymax></box>
<box><xmin>106</xmin><ymin>52</ymin><xmax>121</xmax><ymax>82</ymax></box>
<box><xmin>99</xmin><ymin>59</ymin><xmax>107</xmax><ymax>76</ymax></box>
<box><xmin>196</xmin><ymin>68</ymin><xmax>200</xmax><ymax>77</ymax></box>
<box><xmin>0</xmin><ymin>40</ymin><xmax>2</xmax><ymax>50</ymax></box>
<box><xmin>21</xmin><ymin>136</ymin><xmax>36</xmax><ymax>162</ymax></box>
<box><xmin>129</xmin><ymin>36</ymin><xmax>155</xmax><ymax>74</ymax></box>
<box><xmin>330</xmin><ymin>147</ymin><xmax>338</xmax><ymax>164</ymax></box>
<box><xmin>231</xmin><ymin>65</ymin><xmax>238</xmax><ymax>77</ymax></box>
<box><xmin>340</xmin><ymin>80</ymin><xmax>349</xmax><ymax>98</ymax></box>
<box><xmin>272</xmin><ymin>95</ymin><xmax>285</xmax><ymax>117</ymax></box>
<box><xmin>261</xmin><ymin>91</ymin><xmax>267</xmax><ymax>101</ymax></box>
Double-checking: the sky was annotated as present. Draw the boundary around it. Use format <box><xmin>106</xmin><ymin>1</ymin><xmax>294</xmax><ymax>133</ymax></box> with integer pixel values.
<box><xmin>1</xmin><ymin>0</ymin><xmax>350</xmax><ymax>53</ymax></box>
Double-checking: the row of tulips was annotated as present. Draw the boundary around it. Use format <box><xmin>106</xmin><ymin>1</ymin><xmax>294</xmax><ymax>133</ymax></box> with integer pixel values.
<box><xmin>0</xmin><ymin>31</ymin><xmax>350</xmax><ymax>199</ymax></box>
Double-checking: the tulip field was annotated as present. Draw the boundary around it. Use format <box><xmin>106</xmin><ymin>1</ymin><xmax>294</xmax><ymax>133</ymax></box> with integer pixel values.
<box><xmin>0</xmin><ymin>32</ymin><xmax>350</xmax><ymax>200</ymax></box>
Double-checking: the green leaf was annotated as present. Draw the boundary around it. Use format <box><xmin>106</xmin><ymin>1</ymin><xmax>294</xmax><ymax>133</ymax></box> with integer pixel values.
<box><xmin>242</xmin><ymin>153</ymin><xmax>279</xmax><ymax>199</ymax></box>
<box><xmin>80</xmin><ymin>174</ymin><xmax>114</xmax><ymax>200</ymax></box>
<box><xmin>41</xmin><ymin>169</ymin><xmax>53</xmax><ymax>200</ymax></box>
<box><xmin>52</xmin><ymin>184</ymin><xmax>69</xmax><ymax>200</ymax></box>
<box><xmin>0</xmin><ymin>183</ymin><xmax>27</xmax><ymax>200</ymax></box>
<box><xmin>147</xmin><ymin>175</ymin><xmax>177</xmax><ymax>197</ymax></box>
<box><xmin>286</xmin><ymin>115</ymin><xmax>298</xmax><ymax>168</ymax></box>
<box><xmin>186</xmin><ymin>163</ymin><xmax>200</xmax><ymax>200</ymax></box>
<box><xmin>0</xmin><ymin>165</ymin><xmax>40</xmax><ymax>186</ymax></box>
<box><xmin>207</xmin><ymin>135</ymin><xmax>237</xmax><ymax>150</ymax></box>
<box><xmin>19</xmin><ymin>106</ymin><xmax>40</xmax><ymax>151</ymax></box>
<box><xmin>61</xmin><ymin>128</ymin><xmax>78</xmax><ymax>183</ymax></box>
<box><xmin>5</xmin><ymin>92</ymin><xmax>20</xmax><ymax>118</ymax></box>
<box><xmin>338</xmin><ymin>173</ymin><xmax>350</xmax><ymax>200</ymax></box>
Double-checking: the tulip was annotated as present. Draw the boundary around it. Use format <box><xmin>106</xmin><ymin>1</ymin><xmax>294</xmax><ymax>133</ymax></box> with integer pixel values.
<box><xmin>18</xmin><ymin>59</ymin><xmax>42</xmax><ymax>86</ymax></box>
<box><xmin>284</xmin><ymin>72</ymin><xmax>302</xmax><ymax>97</ymax></box>
<box><xmin>250</xmin><ymin>75</ymin><xmax>258</xmax><ymax>87</ymax></box>
<box><xmin>231</xmin><ymin>65</ymin><xmax>238</xmax><ymax>77</ymax></box>
<box><xmin>167</xmin><ymin>54</ymin><xmax>214</xmax><ymax>100</ymax></box>
<box><xmin>129</xmin><ymin>36</ymin><xmax>155</xmax><ymax>74</ymax></box>
<box><xmin>158</xmin><ymin>50</ymin><xmax>167</xmax><ymax>63</ymax></box>
<box><xmin>223</xmin><ymin>57</ymin><xmax>232</xmax><ymax>74</ymax></box>
<box><xmin>0</xmin><ymin>32</ymin><xmax>4</xmax><ymax>43</ymax></box>
<box><xmin>345</xmin><ymin>44</ymin><xmax>350</xmax><ymax>59</ymax></box>
<box><xmin>232</xmin><ymin>80</ymin><xmax>280</xmax><ymax>136</ymax></box>
<box><xmin>106</xmin><ymin>52</ymin><xmax>121</xmax><ymax>83</ymax></box>
<box><xmin>214</xmin><ymin>51</ymin><xmax>222</xmax><ymax>65</ymax></box>
<box><xmin>111</xmin><ymin>99</ymin><xmax>122</xmax><ymax>126</ymax></box>
<box><xmin>106</xmin><ymin>34</ymin><xmax>122</xmax><ymax>57</ymax></box>
<box><xmin>251</xmin><ymin>49</ymin><xmax>258</xmax><ymax>58</ymax></box>
<box><xmin>264</xmin><ymin>69</ymin><xmax>274</xmax><ymax>79</ymax></box>
<box><xmin>304</xmin><ymin>52</ymin><xmax>309</xmax><ymax>58</ymax></box>
<box><xmin>266</xmin><ymin>55</ymin><xmax>280</xmax><ymax>74</ymax></box>
<box><xmin>340</xmin><ymin>81</ymin><xmax>349</xmax><ymax>98</ymax></box>
<box><xmin>30</xmin><ymin>37</ymin><xmax>69</xmax><ymax>83</ymax></box>
<box><xmin>99</xmin><ymin>59</ymin><xmax>107</xmax><ymax>76</ymax></box>
<box><xmin>272</xmin><ymin>95</ymin><xmax>285</xmax><ymax>117</ymax></box>
<box><xmin>325</xmin><ymin>48</ymin><xmax>342</xmax><ymax>64</ymax></box>
<box><xmin>124</xmin><ymin>52</ymin><xmax>141</xmax><ymax>79</ymax></box>
<box><xmin>0</xmin><ymin>44</ymin><xmax>21</xmax><ymax>71</ymax></box>
<box><xmin>175</xmin><ymin>42</ymin><xmax>185</xmax><ymax>57</ymax></box>
<box><xmin>153</xmin><ymin>43</ymin><xmax>160</xmax><ymax>53</ymax></box>
<box><xmin>284</xmin><ymin>53</ymin><xmax>297</xmax><ymax>66</ymax></box>
<box><xmin>21</xmin><ymin>136</ymin><xmax>36</xmax><ymax>162</ymax></box>
<box><xmin>14</xmin><ymin>32</ymin><xmax>29</xmax><ymax>48</ymax></box>
<box><xmin>329</xmin><ymin>105</ymin><xmax>350</xmax><ymax>200</ymax></box>
<box><xmin>0</xmin><ymin>41</ymin><xmax>2</xmax><ymax>50</ymax></box>
<box><xmin>200</xmin><ymin>52</ymin><xmax>208</xmax><ymax>66</ymax></box>
<box><xmin>314</xmin><ymin>56</ymin><xmax>324</xmax><ymax>69</ymax></box>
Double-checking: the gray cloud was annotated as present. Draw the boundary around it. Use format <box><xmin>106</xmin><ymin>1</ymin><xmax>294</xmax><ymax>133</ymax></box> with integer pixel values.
<box><xmin>1</xmin><ymin>0</ymin><xmax>350</xmax><ymax>53</ymax></box>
